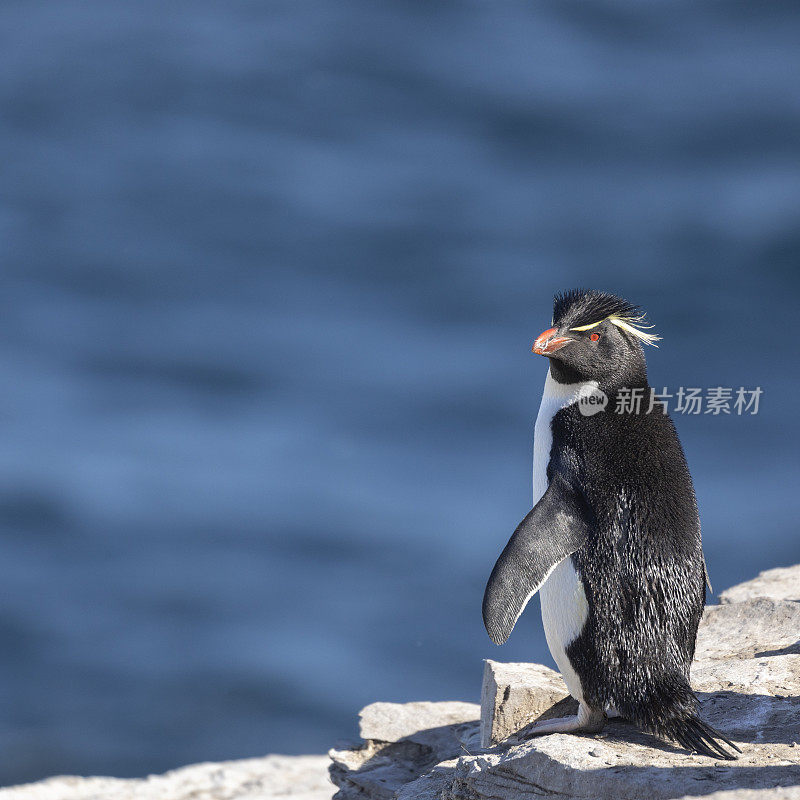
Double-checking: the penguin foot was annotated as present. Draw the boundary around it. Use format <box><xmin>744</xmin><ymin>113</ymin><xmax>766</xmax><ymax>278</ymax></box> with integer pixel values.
<box><xmin>515</xmin><ymin>702</ymin><xmax>606</xmax><ymax>740</ymax></box>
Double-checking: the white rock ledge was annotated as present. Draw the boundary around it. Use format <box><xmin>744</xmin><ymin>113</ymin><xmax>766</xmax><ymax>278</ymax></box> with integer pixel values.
<box><xmin>0</xmin><ymin>755</ymin><xmax>334</xmax><ymax>800</ymax></box>
<box><xmin>5</xmin><ymin>565</ymin><xmax>800</xmax><ymax>800</ymax></box>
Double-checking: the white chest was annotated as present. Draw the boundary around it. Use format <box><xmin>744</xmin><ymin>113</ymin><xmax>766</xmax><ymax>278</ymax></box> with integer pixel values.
<box><xmin>540</xmin><ymin>558</ymin><xmax>588</xmax><ymax>701</ymax></box>
<box><xmin>533</xmin><ymin>370</ymin><xmax>596</xmax><ymax>701</ymax></box>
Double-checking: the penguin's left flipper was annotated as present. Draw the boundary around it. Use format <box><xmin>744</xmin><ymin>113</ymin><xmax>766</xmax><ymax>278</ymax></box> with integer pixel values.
<box><xmin>482</xmin><ymin>473</ymin><xmax>595</xmax><ymax>646</ymax></box>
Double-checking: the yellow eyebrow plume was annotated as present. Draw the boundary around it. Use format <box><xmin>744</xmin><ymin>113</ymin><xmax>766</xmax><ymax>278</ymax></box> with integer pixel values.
<box><xmin>570</xmin><ymin>315</ymin><xmax>661</xmax><ymax>346</ymax></box>
<box><xmin>608</xmin><ymin>316</ymin><xmax>661</xmax><ymax>346</ymax></box>
<box><xmin>570</xmin><ymin>320</ymin><xmax>603</xmax><ymax>332</ymax></box>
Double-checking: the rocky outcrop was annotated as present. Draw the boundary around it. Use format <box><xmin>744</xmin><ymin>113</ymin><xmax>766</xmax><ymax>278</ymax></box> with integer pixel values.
<box><xmin>330</xmin><ymin>565</ymin><xmax>800</xmax><ymax>800</ymax></box>
<box><xmin>329</xmin><ymin>701</ymin><xmax>482</xmax><ymax>800</ymax></box>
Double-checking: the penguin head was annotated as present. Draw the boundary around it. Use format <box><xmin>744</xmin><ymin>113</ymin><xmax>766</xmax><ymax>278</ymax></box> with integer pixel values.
<box><xmin>533</xmin><ymin>289</ymin><xmax>660</xmax><ymax>385</ymax></box>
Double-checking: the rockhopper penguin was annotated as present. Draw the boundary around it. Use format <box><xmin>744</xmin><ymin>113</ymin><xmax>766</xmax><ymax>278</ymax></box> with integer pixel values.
<box><xmin>482</xmin><ymin>289</ymin><xmax>740</xmax><ymax>760</ymax></box>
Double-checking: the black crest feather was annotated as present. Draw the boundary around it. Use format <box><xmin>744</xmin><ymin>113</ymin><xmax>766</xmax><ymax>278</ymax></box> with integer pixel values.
<box><xmin>553</xmin><ymin>289</ymin><xmax>643</xmax><ymax>329</ymax></box>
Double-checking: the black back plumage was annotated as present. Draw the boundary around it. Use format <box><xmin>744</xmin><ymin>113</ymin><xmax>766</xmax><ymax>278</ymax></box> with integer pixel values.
<box><xmin>555</xmin><ymin>397</ymin><xmax>702</xmax><ymax>705</ymax></box>
<box><xmin>552</xmin><ymin>389</ymin><xmax>738</xmax><ymax>758</ymax></box>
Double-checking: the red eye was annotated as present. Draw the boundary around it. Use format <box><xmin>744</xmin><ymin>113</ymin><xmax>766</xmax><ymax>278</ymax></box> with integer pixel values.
<box><xmin>590</xmin><ymin>333</ymin><xmax>600</xmax><ymax>341</ymax></box>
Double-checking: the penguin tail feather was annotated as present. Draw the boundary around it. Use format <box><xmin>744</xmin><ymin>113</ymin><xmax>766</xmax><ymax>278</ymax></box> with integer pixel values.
<box><xmin>620</xmin><ymin>673</ymin><xmax>741</xmax><ymax>760</ymax></box>
<box><xmin>662</xmin><ymin>715</ymin><xmax>741</xmax><ymax>761</ymax></box>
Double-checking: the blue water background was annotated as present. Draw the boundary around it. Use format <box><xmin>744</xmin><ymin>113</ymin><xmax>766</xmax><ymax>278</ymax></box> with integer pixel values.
<box><xmin>0</xmin><ymin>0</ymin><xmax>799</xmax><ymax>786</ymax></box>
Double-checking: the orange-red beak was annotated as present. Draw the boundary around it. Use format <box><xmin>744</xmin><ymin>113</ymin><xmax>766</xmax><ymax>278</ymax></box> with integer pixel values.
<box><xmin>532</xmin><ymin>327</ymin><xmax>572</xmax><ymax>356</ymax></box>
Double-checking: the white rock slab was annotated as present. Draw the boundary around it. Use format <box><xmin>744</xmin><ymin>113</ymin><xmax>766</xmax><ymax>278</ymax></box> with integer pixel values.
<box><xmin>0</xmin><ymin>755</ymin><xmax>333</xmax><ymax>800</ymax></box>
<box><xmin>479</xmin><ymin>659</ymin><xmax>570</xmax><ymax>747</ymax></box>
<box><xmin>696</xmin><ymin>599</ymin><xmax>800</xmax><ymax>661</ymax></box>
<box><xmin>359</xmin><ymin>701</ymin><xmax>479</xmax><ymax>742</ymax></box>
<box><xmin>719</xmin><ymin>566</ymin><xmax>800</xmax><ymax>605</ymax></box>
<box><xmin>329</xmin><ymin>701</ymin><xmax>480</xmax><ymax>800</ymax></box>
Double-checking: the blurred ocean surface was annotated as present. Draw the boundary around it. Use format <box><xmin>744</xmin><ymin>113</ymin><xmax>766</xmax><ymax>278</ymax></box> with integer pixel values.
<box><xmin>0</xmin><ymin>0</ymin><xmax>799</xmax><ymax>786</ymax></box>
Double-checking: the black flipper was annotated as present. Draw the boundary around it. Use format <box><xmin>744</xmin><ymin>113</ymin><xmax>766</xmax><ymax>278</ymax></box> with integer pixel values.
<box><xmin>482</xmin><ymin>473</ymin><xmax>595</xmax><ymax>645</ymax></box>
